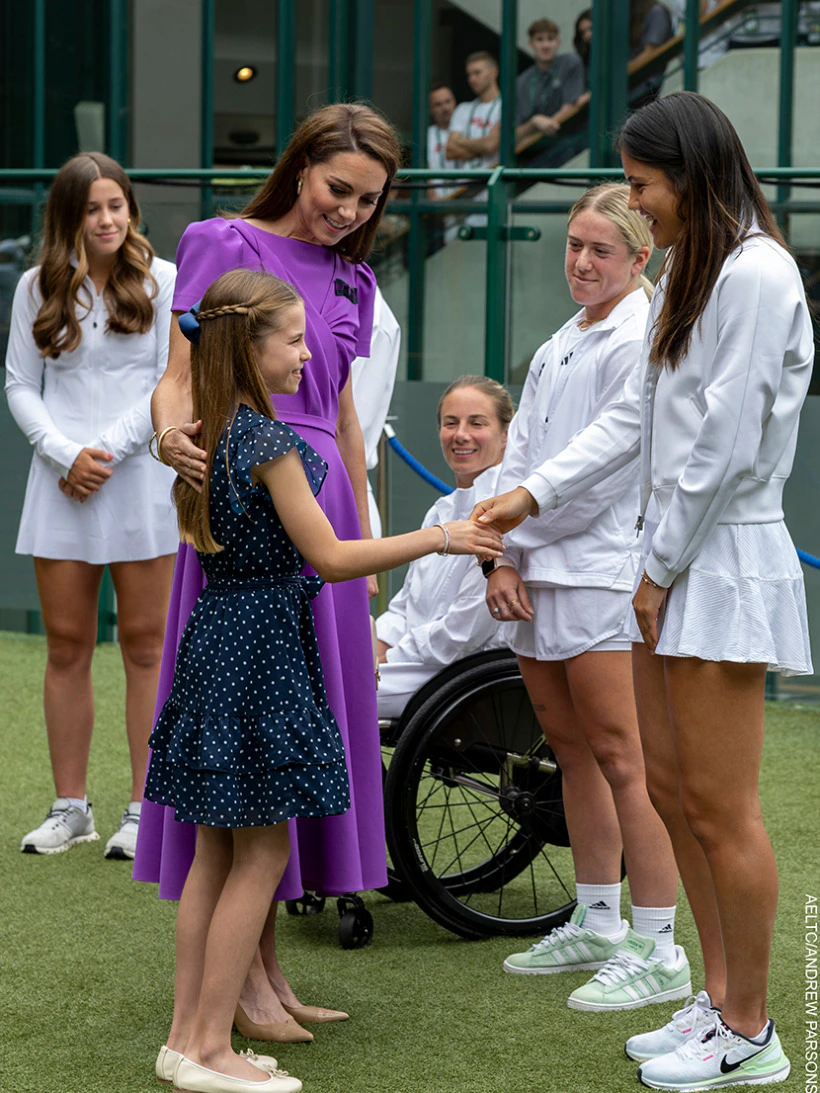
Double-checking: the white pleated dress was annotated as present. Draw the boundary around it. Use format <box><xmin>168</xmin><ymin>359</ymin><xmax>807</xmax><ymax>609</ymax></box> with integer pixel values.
<box><xmin>5</xmin><ymin>259</ymin><xmax>178</xmax><ymax>564</ymax></box>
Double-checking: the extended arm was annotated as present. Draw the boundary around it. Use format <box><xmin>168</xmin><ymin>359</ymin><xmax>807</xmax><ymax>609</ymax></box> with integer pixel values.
<box><xmin>255</xmin><ymin>449</ymin><xmax>503</xmax><ymax>581</ymax></box>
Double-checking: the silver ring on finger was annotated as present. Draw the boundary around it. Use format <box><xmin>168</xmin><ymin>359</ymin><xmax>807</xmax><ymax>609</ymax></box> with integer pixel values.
<box><xmin>492</xmin><ymin>607</ymin><xmax>501</xmax><ymax>615</ymax></box>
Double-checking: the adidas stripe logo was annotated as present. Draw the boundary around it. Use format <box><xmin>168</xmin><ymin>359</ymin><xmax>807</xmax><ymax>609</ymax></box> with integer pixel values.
<box><xmin>659</xmin><ymin>924</ymin><xmax>673</xmax><ymax>933</ymax></box>
<box><xmin>589</xmin><ymin>901</ymin><xmax>610</xmax><ymax>910</ymax></box>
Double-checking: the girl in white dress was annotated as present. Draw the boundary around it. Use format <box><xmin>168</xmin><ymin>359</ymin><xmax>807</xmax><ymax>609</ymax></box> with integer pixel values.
<box><xmin>5</xmin><ymin>153</ymin><xmax>178</xmax><ymax>859</ymax></box>
<box><xmin>492</xmin><ymin>184</ymin><xmax>685</xmax><ymax>1013</ymax></box>
<box><xmin>473</xmin><ymin>92</ymin><xmax>812</xmax><ymax>1090</ymax></box>
<box><xmin>376</xmin><ymin>376</ymin><xmax>513</xmax><ymax>718</ymax></box>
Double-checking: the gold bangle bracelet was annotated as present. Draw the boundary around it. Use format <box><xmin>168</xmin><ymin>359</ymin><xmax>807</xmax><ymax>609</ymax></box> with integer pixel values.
<box><xmin>156</xmin><ymin>426</ymin><xmax>177</xmax><ymax>466</ymax></box>
<box><xmin>148</xmin><ymin>431</ymin><xmax>161</xmax><ymax>462</ymax></box>
<box><xmin>641</xmin><ymin>571</ymin><xmax>663</xmax><ymax>590</ymax></box>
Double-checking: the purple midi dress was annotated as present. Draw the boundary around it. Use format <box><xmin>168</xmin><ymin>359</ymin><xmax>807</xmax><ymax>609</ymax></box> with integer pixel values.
<box><xmin>132</xmin><ymin>217</ymin><xmax>386</xmax><ymax>900</ymax></box>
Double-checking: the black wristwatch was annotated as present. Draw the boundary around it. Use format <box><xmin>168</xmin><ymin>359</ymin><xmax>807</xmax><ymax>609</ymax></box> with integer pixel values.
<box><xmin>481</xmin><ymin>559</ymin><xmax>497</xmax><ymax>579</ymax></box>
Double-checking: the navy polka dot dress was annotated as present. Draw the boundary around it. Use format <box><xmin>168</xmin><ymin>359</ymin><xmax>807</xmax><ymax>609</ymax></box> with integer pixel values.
<box><xmin>144</xmin><ymin>405</ymin><xmax>351</xmax><ymax>828</ymax></box>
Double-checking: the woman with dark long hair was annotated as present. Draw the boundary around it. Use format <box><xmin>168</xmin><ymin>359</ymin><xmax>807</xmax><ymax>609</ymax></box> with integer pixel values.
<box><xmin>473</xmin><ymin>92</ymin><xmax>811</xmax><ymax>1089</ymax></box>
<box><xmin>134</xmin><ymin>103</ymin><xmax>402</xmax><ymax>1039</ymax></box>
<box><xmin>5</xmin><ymin>153</ymin><xmax>177</xmax><ymax>859</ymax></box>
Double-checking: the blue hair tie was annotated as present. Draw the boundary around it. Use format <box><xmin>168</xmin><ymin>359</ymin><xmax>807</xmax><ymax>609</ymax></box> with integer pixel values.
<box><xmin>178</xmin><ymin>302</ymin><xmax>202</xmax><ymax>346</ymax></box>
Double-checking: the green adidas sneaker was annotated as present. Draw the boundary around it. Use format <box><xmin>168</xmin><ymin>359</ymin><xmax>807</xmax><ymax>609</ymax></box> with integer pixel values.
<box><xmin>502</xmin><ymin>904</ymin><xmax>629</xmax><ymax>975</ymax></box>
<box><xmin>567</xmin><ymin>932</ymin><xmax>691</xmax><ymax>1011</ymax></box>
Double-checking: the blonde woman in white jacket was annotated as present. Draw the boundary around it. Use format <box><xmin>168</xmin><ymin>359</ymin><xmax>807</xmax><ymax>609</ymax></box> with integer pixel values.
<box><xmin>494</xmin><ymin>184</ymin><xmax>685</xmax><ymax>1015</ymax></box>
<box><xmin>474</xmin><ymin>93</ymin><xmax>812</xmax><ymax>1090</ymax></box>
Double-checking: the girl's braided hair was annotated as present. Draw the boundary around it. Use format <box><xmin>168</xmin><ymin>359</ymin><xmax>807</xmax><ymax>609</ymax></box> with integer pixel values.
<box><xmin>174</xmin><ymin>269</ymin><xmax>303</xmax><ymax>553</ymax></box>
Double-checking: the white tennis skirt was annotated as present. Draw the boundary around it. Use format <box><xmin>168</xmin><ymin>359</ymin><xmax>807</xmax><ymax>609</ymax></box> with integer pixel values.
<box><xmin>626</xmin><ymin>500</ymin><xmax>813</xmax><ymax>676</ymax></box>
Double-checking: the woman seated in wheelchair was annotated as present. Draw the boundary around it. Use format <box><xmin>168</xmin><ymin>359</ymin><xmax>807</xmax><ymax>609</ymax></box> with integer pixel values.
<box><xmin>375</xmin><ymin>375</ymin><xmax>513</xmax><ymax>719</ymax></box>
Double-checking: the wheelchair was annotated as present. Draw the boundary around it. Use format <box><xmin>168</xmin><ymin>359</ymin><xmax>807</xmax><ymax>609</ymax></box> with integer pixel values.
<box><xmin>379</xmin><ymin>648</ymin><xmax>574</xmax><ymax>941</ymax></box>
<box><xmin>287</xmin><ymin>649</ymin><xmax>575</xmax><ymax>946</ymax></box>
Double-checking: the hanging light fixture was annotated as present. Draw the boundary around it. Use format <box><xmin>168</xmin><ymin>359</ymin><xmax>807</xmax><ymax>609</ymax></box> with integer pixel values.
<box><xmin>233</xmin><ymin>65</ymin><xmax>257</xmax><ymax>83</ymax></box>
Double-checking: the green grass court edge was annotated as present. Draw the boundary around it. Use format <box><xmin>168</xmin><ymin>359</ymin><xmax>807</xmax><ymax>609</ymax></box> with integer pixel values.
<box><xmin>1</xmin><ymin>631</ymin><xmax>817</xmax><ymax>1093</ymax></box>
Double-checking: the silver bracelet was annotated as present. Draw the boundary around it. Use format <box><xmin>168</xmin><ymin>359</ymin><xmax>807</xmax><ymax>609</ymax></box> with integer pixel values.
<box><xmin>434</xmin><ymin>523</ymin><xmax>450</xmax><ymax>556</ymax></box>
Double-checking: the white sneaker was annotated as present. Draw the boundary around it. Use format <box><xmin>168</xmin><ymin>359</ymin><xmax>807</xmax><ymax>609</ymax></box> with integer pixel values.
<box><xmin>626</xmin><ymin>991</ymin><xmax>719</xmax><ymax>1061</ymax></box>
<box><xmin>21</xmin><ymin>799</ymin><xmax>99</xmax><ymax>854</ymax></box>
<box><xmin>567</xmin><ymin>937</ymin><xmax>691</xmax><ymax>1011</ymax></box>
<box><xmin>104</xmin><ymin>803</ymin><xmax>141</xmax><ymax>860</ymax></box>
<box><xmin>638</xmin><ymin>1018</ymin><xmax>791</xmax><ymax>1090</ymax></box>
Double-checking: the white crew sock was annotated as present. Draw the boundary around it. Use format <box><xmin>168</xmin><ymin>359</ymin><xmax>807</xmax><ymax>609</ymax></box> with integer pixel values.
<box><xmin>128</xmin><ymin>801</ymin><xmax>142</xmax><ymax>814</ymax></box>
<box><xmin>631</xmin><ymin>904</ymin><xmax>677</xmax><ymax>962</ymax></box>
<box><xmin>576</xmin><ymin>882</ymin><xmax>623</xmax><ymax>936</ymax></box>
<box><xmin>65</xmin><ymin>796</ymin><xmax>88</xmax><ymax>813</ymax></box>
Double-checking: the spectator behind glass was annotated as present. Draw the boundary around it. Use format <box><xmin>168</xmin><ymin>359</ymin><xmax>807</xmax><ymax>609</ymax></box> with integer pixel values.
<box><xmin>515</xmin><ymin>18</ymin><xmax>586</xmax><ymax>142</ymax></box>
<box><xmin>446</xmin><ymin>52</ymin><xmax>502</xmax><ymax>169</ymax></box>
<box><xmin>574</xmin><ymin>8</ymin><xmax>592</xmax><ymax>86</ymax></box>
<box><xmin>630</xmin><ymin>0</ymin><xmax>675</xmax><ymax>106</ymax></box>
<box><xmin>375</xmin><ymin>376</ymin><xmax>514</xmax><ymax>719</ymax></box>
<box><xmin>426</xmin><ymin>84</ymin><xmax>459</xmax><ymax>199</ymax></box>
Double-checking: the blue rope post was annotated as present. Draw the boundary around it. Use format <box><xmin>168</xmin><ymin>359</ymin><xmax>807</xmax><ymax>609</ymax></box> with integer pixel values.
<box><xmin>383</xmin><ymin>425</ymin><xmax>452</xmax><ymax>495</ymax></box>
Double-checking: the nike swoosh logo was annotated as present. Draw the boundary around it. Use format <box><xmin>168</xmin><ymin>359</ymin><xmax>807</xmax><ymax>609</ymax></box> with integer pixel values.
<box><xmin>720</xmin><ymin>1048</ymin><xmax>764</xmax><ymax>1074</ymax></box>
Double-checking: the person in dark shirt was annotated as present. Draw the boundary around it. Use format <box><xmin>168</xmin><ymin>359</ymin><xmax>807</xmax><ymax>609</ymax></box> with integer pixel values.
<box><xmin>515</xmin><ymin>18</ymin><xmax>586</xmax><ymax>143</ymax></box>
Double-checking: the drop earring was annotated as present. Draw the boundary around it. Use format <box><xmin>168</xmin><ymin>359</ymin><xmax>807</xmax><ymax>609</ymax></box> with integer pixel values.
<box><xmin>296</xmin><ymin>178</ymin><xmax>303</xmax><ymax>196</ymax></box>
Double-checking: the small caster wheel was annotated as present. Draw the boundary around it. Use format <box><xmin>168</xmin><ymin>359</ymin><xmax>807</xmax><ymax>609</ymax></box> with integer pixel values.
<box><xmin>337</xmin><ymin>895</ymin><xmax>374</xmax><ymax>949</ymax></box>
<box><xmin>285</xmin><ymin>891</ymin><xmax>327</xmax><ymax>916</ymax></box>
<box><xmin>376</xmin><ymin>867</ymin><xmax>412</xmax><ymax>903</ymax></box>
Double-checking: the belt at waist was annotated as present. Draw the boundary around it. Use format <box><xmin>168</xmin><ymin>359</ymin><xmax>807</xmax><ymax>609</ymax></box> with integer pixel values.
<box><xmin>279</xmin><ymin>411</ymin><xmax>336</xmax><ymax>439</ymax></box>
<box><xmin>204</xmin><ymin>574</ymin><xmax>324</xmax><ymax>599</ymax></box>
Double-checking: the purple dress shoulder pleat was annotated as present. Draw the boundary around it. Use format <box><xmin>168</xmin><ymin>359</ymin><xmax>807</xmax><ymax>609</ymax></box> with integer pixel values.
<box><xmin>132</xmin><ymin>217</ymin><xmax>385</xmax><ymax>899</ymax></box>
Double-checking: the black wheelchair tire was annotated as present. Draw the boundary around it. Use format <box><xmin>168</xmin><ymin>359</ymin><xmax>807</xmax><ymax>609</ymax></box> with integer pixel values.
<box><xmin>384</xmin><ymin>652</ymin><xmax>575</xmax><ymax>940</ymax></box>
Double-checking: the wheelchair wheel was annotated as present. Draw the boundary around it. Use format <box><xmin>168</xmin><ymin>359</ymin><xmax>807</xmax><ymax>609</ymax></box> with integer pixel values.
<box><xmin>384</xmin><ymin>651</ymin><xmax>574</xmax><ymax>940</ymax></box>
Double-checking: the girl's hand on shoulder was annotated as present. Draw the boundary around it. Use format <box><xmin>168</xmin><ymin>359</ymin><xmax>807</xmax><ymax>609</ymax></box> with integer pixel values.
<box><xmin>486</xmin><ymin>565</ymin><xmax>534</xmax><ymax>622</ymax></box>
<box><xmin>443</xmin><ymin>520</ymin><xmax>504</xmax><ymax>558</ymax></box>
<box><xmin>161</xmin><ymin>421</ymin><xmax>207</xmax><ymax>491</ymax></box>
<box><xmin>66</xmin><ymin>448</ymin><xmax>114</xmax><ymax>495</ymax></box>
<box><xmin>470</xmin><ymin>487</ymin><xmax>538</xmax><ymax>534</ymax></box>
<box><xmin>631</xmin><ymin>577</ymin><xmax>668</xmax><ymax>654</ymax></box>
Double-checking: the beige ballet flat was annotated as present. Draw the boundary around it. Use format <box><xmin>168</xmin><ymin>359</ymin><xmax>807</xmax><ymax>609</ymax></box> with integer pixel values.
<box><xmin>234</xmin><ymin>1004</ymin><xmax>314</xmax><ymax>1044</ymax></box>
<box><xmin>158</xmin><ymin>1045</ymin><xmax>279</xmax><ymax>1084</ymax></box>
<box><xmin>281</xmin><ymin>1003</ymin><xmax>349</xmax><ymax>1023</ymax></box>
<box><xmin>173</xmin><ymin>1055</ymin><xmax>301</xmax><ymax>1093</ymax></box>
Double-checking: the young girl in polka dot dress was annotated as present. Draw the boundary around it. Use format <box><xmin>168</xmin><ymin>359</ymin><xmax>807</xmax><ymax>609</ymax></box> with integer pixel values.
<box><xmin>144</xmin><ymin>268</ymin><xmax>503</xmax><ymax>1093</ymax></box>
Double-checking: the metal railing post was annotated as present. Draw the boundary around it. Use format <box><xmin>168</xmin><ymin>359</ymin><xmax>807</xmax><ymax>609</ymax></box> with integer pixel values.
<box><xmin>588</xmin><ymin>0</ymin><xmax>608</xmax><ymax>168</ymax></box>
<box><xmin>107</xmin><ymin>0</ymin><xmax>129</xmax><ymax>163</ymax></box>
<box><xmin>484</xmin><ymin>167</ymin><xmax>508</xmax><ymax>383</ymax></box>
<box><xmin>200</xmin><ymin>0</ymin><xmax>215</xmax><ymax>218</ymax></box>
<box><xmin>683</xmin><ymin>0</ymin><xmax>700</xmax><ymax>92</ymax></box>
<box><xmin>328</xmin><ymin>0</ymin><xmax>351</xmax><ymax>103</ymax></box>
<box><xmin>778</xmin><ymin>0</ymin><xmax>798</xmax><ymax>227</ymax></box>
<box><xmin>499</xmin><ymin>0</ymin><xmax>517</xmax><ymax>166</ymax></box>
<box><xmin>407</xmin><ymin>0</ymin><xmax>431</xmax><ymax>381</ymax></box>
<box><xmin>352</xmin><ymin>0</ymin><xmax>375</xmax><ymax>101</ymax></box>
<box><xmin>276</xmin><ymin>0</ymin><xmax>296</xmax><ymax>156</ymax></box>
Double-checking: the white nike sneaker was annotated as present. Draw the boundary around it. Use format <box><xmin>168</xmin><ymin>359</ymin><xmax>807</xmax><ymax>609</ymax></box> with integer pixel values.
<box><xmin>104</xmin><ymin>803</ymin><xmax>141</xmax><ymax>860</ymax></box>
<box><xmin>638</xmin><ymin>1017</ymin><xmax>791</xmax><ymax>1090</ymax></box>
<box><xmin>626</xmin><ymin>991</ymin><xmax>719</xmax><ymax>1061</ymax></box>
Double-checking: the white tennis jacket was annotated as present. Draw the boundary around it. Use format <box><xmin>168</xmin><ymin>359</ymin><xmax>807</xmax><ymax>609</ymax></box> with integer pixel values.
<box><xmin>498</xmin><ymin>286</ymin><xmax>650</xmax><ymax>588</ymax></box>
<box><xmin>521</xmin><ymin>235</ymin><xmax>814</xmax><ymax>588</ymax></box>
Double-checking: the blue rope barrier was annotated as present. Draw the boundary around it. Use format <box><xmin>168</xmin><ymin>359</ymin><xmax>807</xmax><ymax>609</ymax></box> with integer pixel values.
<box><xmin>383</xmin><ymin>425</ymin><xmax>453</xmax><ymax>494</ymax></box>
<box><xmin>383</xmin><ymin>428</ymin><xmax>820</xmax><ymax>566</ymax></box>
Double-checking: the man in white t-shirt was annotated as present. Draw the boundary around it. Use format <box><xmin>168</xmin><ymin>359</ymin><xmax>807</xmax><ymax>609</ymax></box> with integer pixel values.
<box><xmin>446</xmin><ymin>52</ymin><xmax>502</xmax><ymax>169</ymax></box>
<box><xmin>426</xmin><ymin>84</ymin><xmax>459</xmax><ymax>200</ymax></box>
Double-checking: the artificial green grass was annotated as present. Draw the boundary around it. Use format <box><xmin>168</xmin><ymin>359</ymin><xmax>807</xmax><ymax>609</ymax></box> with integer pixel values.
<box><xmin>1</xmin><ymin>630</ymin><xmax>817</xmax><ymax>1092</ymax></box>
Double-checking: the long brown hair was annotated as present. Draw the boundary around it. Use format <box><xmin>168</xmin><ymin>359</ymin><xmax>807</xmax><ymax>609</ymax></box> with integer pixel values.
<box><xmin>239</xmin><ymin>103</ymin><xmax>401</xmax><ymax>264</ymax></box>
<box><xmin>174</xmin><ymin>269</ymin><xmax>303</xmax><ymax>553</ymax></box>
<box><xmin>33</xmin><ymin>153</ymin><xmax>157</xmax><ymax>359</ymax></box>
<box><xmin>617</xmin><ymin>92</ymin><xmax>784</xmax><ymax>370</ymax></box>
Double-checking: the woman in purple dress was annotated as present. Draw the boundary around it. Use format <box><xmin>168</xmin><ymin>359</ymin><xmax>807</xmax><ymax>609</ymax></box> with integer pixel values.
<box><xmin>134</xmin><ymin>104</ymin><xmax>401</xmax><ymax>1039</ymax></box>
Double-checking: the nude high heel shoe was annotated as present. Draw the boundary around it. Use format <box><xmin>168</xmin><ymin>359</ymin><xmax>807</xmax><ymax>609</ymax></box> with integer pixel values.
<box><xmin>233</xmin><ymin>1004</ymin><xmax>314</xmax><ymax>1044</ymax></box>
<box><xmin>281</xmin><ymin>1003</ymin><xmax>349</xmax><ymax>1023</ymax></box>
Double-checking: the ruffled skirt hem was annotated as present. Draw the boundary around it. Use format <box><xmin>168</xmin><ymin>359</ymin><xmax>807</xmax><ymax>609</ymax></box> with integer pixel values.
<box><xmin>628</xmin><ymin>514</ymin><xmax>813</xmax><ymax>676</ymax></box>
